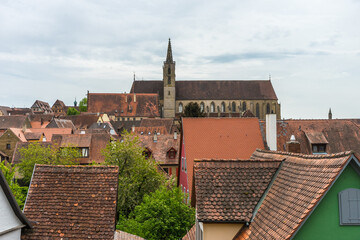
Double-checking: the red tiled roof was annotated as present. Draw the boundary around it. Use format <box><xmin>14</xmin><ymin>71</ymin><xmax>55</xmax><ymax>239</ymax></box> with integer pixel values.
<box><xmin>25</xmin><ymin>128</ymin><xmax>73</xmax><ymax>141</ymax></box>
<box><xmin>194</xmin><ymin>159</ymin><xmax>280</xmax><ymax>223</ymax></box>
<box><xmin>137</xmin><ymin>133</ymin><xmax>180</xmax><ymax>165</ymax></box>
<box><xmin>60</xmin><ymin>114</ymin><xmax>99</xmax><ymax>129</ymax></box>
<box><xmin>114</xmin><ymin>230</ymin><xmax>145</xmax><ymax>240</ymax></box>
<box><xmin>262</xmin><ymin>119</ymin><xmax>360</xmax><ymax>154</ymax></box>
<box><xmin>131</xmin><ymin>80</ymin><xmax>278</xmax><ymax>101</ymax></box>
<box><xmin>22</xmin><ymin>165</ymin><xmax>118</xmax><ymax>240</ymax></box>
<box><xmin>140</xmin><ymin>118</ymin><xmax>174</xmax><ymax>133</ymax></box>
<box><xmin>88</xmin><ymin>93</ymin><xmax>160</xmax><ymax>117</ymax></box>
<box><xmin>0</xmin><ymin>115</ymin><xmax>30</xmax><ymax>129</ymax></box>
<box><xmin>182</xmin><ymin>225</ymin><xmax>196</xmax><ymax>240</ymax></box>
<box><xmin>182</xmin><ymin>118</ymin><xmax>265</xmax><ymax>199</ymax></box>
<box><xmin>236</xmin><ymin>149</ymin><xmax>356</xmax><ymax>240</ymax></box>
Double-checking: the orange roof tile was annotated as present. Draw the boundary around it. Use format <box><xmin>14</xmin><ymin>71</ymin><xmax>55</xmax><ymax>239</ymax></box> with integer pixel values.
<box><xmin>25</xmin><ymin>128</ymin><xmax>73</xmax><ymax>141</ymax></box>
<box><xmin>182</xmin><ymin>118</ymin><xmax>265</xmax><ymax>200</ymax></box>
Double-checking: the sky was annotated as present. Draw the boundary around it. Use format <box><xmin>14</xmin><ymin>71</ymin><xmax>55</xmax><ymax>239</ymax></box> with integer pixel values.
<box><xmin>1</xmin><ymin>0</ymin><xmax>359</xmax><ymax>119</ymax></box>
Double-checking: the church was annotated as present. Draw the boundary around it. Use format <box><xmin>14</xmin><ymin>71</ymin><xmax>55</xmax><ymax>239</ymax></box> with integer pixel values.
<box><xmin>130</xmin><ymin>39</ymin><xmax>281</xmax><ymax>120</ymax></box>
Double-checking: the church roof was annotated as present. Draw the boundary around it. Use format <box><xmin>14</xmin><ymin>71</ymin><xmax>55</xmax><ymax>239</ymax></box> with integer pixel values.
<box><xmin>131</xmin><ymin>80</ymin><xmax>278</xmax><ymax>101</ymax></box>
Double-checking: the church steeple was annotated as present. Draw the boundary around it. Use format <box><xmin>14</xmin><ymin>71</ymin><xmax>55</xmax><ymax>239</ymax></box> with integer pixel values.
<box><xmin>328</xmin><ymin>108</ymin><xmax>332</xmax><ymax>120</ymax></box>
<box><xmin>166</xmin><ymin>38</ymin><xmax>173</xmax><ymax>63</ymax></box>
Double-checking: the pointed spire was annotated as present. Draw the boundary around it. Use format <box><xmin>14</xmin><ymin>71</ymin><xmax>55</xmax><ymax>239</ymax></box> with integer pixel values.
<box><xmin>166</xmin><ymin>38</ymin><xmax>173</xmax><ymax>63</ymax></box>
<box><xmin>328</xmin><ymin>108</ymin><xmax>332</xmax><ymax>120</ymax></box>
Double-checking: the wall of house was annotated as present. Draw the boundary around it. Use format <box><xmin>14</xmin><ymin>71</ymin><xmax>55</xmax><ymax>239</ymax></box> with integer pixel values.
<box><xmin>0</xmin><ymin>229</ymin><xmax>21</xmax><ymax>240</ymax></box>
<box><xmin>293</xmin><ymin>163</ymin><xmax>360</xmax><ymax>240</ymax></box>
<box><xmin>0</xmin><ymin>130</ymin><xmax>20</xmax><ymax>162</ymax></box>
<box><xmin>175</xmin><ymin>100</ymin><xmax>280</xmax><ymax>120</ymax></box>
<box><xmin>203</xmin><ymin>223</ymin><xmax>243</xmax><ymax>240</ymax></box>
<box><xmin>0</xmin><ymin>185</ymin><xmax>23</xmax><ymax>237</ymax></box>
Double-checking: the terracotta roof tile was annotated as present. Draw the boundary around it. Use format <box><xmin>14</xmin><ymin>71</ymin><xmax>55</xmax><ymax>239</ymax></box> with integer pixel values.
<box><xmin>182</xmin><ymin>118</ymin><xmax>265</xmax><ymax>199</ymax></box>
<box><xmin>25</xmin><ymin>128</ymin><xmax>73</xmax><ymax>141</ymax></box>
<box><xmin>88</xmin><ymin>93</ymin><xmax>160</xmax><ymax>117</ymax></box>
<box><xmin>0</xmin><ymin>115</ymin><xmax>30</xmax><ymax>129</ymax></box>
<box><xmin>139</xmin><ymin>118</ymin><xmax>174</xmax><ymax>133</ymax></box>
<box><xmin>236</xmin><ymin>149</ymin><xmax>354</xmax><ymax>240</ymax></box>
<box><xmin>114</xmin><ymin>230</ymin><xmax>145</xmax><ymax>240</ymax></box>
<box><xmin>60</xmin><ymin>114</ymin><xmax>99</xmax><ymax>129</ymax></box>
<box><xmin>182</xmin><ymin>225</ymin><xmax>196</xmax><ymax>240</ymax></box>
<box><xmin>194</xmin><ymin>159</ymin><xmax>280</xmax><ymax>223</ymax></box>
<box><xmin>22</xmin><ymin>164</ymin><xmax>119</xmax><ymax>240</ymax></box>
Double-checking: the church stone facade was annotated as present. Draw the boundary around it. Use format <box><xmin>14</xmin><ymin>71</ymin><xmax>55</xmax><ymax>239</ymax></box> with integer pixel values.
<box><xmin>131</xmin><ymin>39</ymin><xmax>281</xmax><ymax>120</ymax></box>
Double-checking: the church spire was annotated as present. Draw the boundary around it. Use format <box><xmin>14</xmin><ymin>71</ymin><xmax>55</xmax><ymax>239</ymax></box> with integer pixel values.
<box><xmin>328</xmin><ymin>108</ymin><xmax>332</xmax><ymax>120</ymax></box>
<box><xmin>166</xmin><ymin>38</ymin><xmax>173</xmax><ymax>63</ymax></box>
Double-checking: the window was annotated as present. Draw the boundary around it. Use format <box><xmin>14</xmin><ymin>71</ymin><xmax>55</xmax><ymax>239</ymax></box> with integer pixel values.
<box><xmin>179</xmin><ymin>103</ymin><xmax>183</xmax><ymax>113</ymax></box>
<box><xmin>221</xmin><ymin>102</ymin><xmax>225</xmax><ymax>112</ymax></box>
<box><xmin>168</xmin><ymin>149</ymin><xmax>176</xmax><ymax>159</ymax></box>
<box><xmin>232</xmin><ymin>102</ymin><xmax>236</xmax><ymax>112</ymax></box>
<box><xmin>143</xmin><ymin>149</ymin><xmax>152</xmax><ymax>159</ymax></box>
<box><xmin>168</xmin><ymin>76</ymin><xmax>171</xmax><ymax>84</ymax></box>
<box><xmin>181</xmin><ymin>157</ymin><xmax>185</xmax><ymax>171</ymax></box>
<box><xmin>184</xmin><ymin>157</ymin><xmax>187</xmax><ymax>172</ymax></box>
<box><xmin>256</xmin><ymin>103</ymin><xmax>260</xmax><ymax>117</ymax></box>
<box><xmin>200</xmin><ymin>102</ymin><xmax>204</xmax><ymax>112</ymax></box>
<box><xmin>210</xmin><ymin>102</ymin><xmax>215</xmax><ymax>113</ymax></box>
<box><xmin>168</xmin><ymin>91</ymin><xmax>170</xmax><ymax>95</ymax></box>
<box><xmin>81</xmin><ymin>148</ymin><xmax>89</xmax><ymax>157</ymax></box>
<box><xmin>312</xmin><ymin>144</ymin><xmax>327</xmax><ymax>154</ymax></box>
<box><xmin>339</xmin><ymin>188</ymin><xmax>360</xmax><ymax>225</ymax></box>
<box><xmin>6</xmin><ymin>144</ymin><xmax>10</xmax><ymax>150</ymax></box>
<box><xmin>168</xmin><ymin>67</ymin><xmax>171</xmax><ymax>74</ymax></box>
<box><xmin>266</xmin><ymin>103</ymin><xmax>271</xmax><ymax>114</ymax></box>
<box><xmin>242</xmin><ymin>101</ymin><xmax>247</xmax><ymax>111</ymax></box>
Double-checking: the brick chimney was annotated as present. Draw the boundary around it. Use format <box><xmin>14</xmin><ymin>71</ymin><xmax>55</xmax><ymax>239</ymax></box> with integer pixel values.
<box><xmin>286</xmin><ymin>135</ymin><xmax>301</xmax><ymax>153</ymax></box>
<box><xmin>266</xmin><ymin>114</ymin><xmax>277</xmax><ymax>151</ymax></box>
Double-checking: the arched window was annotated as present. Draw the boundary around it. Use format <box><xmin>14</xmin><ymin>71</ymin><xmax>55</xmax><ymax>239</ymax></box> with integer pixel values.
<box><xmin>168</xmin><ymin>67</ymin><xmax>171</xmax><ymax>74</ymax></box>
<box><xmin>242</xmin><ymin>102</ymin><xmax>247</xmax><ymax>111</ymax></box>
<box><xmin>232</xmin><ymin>102</ymin><xmax>236</xmax><ymax>112</ymax></box>
<box><xmin>178</xmin><ymin>103</ymin><xmax>183</xmax><ymax>113</ymax></box>
<box><xmin>221</xmin><ymin>102</ymin><xmax>225</xmax><ymax>112</ymax></box>
<box><xmin>210</xmin><ymin>102</ymin><xmax>215</xmax><ymax>113</ymax></box>
<box><xmin>200</xmin><ymin>102</ymin><xmax>205</xmax><ymax>112</ymax></box>
<box><xmin>256</xmin><ymin>103</ymin><xmax>260</xmax><ymax>117</ymax></box>
<box><xmin>266</xmin><ymin>103</ymin><xmax>271</xmax><ymax>114</ymax></box>
<box><xmin>168</xmin><ymin>76</ymin><xmax>171</xmax><ymax>84</ymax></box>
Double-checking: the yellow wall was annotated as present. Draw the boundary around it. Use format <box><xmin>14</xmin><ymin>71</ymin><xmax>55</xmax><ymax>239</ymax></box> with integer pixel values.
<box><xmin>203</xmin><ymin>223</ymin><xmax>243</xmax><ymax>240</ymax></box>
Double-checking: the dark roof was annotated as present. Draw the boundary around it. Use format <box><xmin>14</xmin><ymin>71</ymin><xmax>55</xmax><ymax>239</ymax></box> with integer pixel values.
<box><xmin>194</xmin><ymin>159</ymin><xmax>280</xmax><ymax>223</ymax></box>
<box><xmin>7</xmin><ymin>108</ymin><xmax>32</xmax><ymax>115</ymax></box>
<box><xmin>0</xmin><ymin>105</ymin><xmax>11</xmax><ymax>115</ymax></box>
<box><xmin>46</xmin><ymin>118</ymin><xmax>75</xmax><ymax>130</ymax></box>
<box><xmin>0</xmin><ymin>168</ymin><xmax>32</xmax><ymax>229</ymax></box>
<box><xmin>262</xmin><ymin>119</ymin><xmax>360</xmax><ymax>154</ymax></box>
<box><xmin>140</xmin><ymin>118</ymin><xmax>174</xmax><ymax>134</ymax></box>
<box><xmin>0</xmin><ymin>115</ymin><xmax>30</xmax><ymax>129</ymax></box>
<box><xmin>88</xmin><ymin>93</ymin><xmax>160</xmax><ymax>117</ymax></box>
<box><xmin>22</xmin><ymin>164</ymin><xmax>118</xmax><ymax>240</ymax></box>
<box><xmin>24</xmin><ymin>132</ymin><xmax>42</xmax><ymax>140</ymax></box>
<box><xmin>131</xmin><ymin>80</ymin><xmax>278</xmax><ymax>101</ymax></box>
<box><xmin>111</xmin><ymin>120</ymin><xmax>142</xmax><ymax>134</ymax></box>
<box><xmin>60</xmin><ymin>114</ymin><xmax>99</xmax><ymax>129</ymax></box>
<box><xmin>236</xmin><ymin>150</ymin><xmax>357</xmax><ymax>240</ymax></box>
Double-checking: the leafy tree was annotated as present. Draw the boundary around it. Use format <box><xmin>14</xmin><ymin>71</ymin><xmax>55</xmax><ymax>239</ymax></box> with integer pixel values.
<box><xmin>17</xmin><ymin>143</ymin><xmax>80</xmax><ymax>185</ymax></box>
<box><xmin>67</xmin><ymin>107</ymin><xmax>80</xmax><ymax>115</ymax></box>
<box><xmin>103</xmin><ymin>131</ymin><xmax>167</xmax><ymax>217</ymax></box>
<box><xmin>0</xmin><ymin>161</ymin><xmax>28</xmax><ymax>209</ymax></box>
<box><xmin>183</xmin><ymin>102</ymin><xmax>205</xmax><ymax>117</ymax></box>
<box><xmin>117</xmin><ymin>186</ymin><xmax>195</xmax><ymax>240</ymax></box>
<box><xmin>79</xmin><ymin>97</ymin><xmax>87</xmax><ymax>112</ymax></box>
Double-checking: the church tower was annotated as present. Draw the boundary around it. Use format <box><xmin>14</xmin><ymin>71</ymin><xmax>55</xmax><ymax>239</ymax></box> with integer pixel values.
<box><xmin>163</xmin><ymin>38</ymin><xmax>176</xmax><ymax>118</ymax></box>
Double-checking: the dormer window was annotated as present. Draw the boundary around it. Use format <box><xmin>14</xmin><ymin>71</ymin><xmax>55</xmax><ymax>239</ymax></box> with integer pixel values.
<box><xmin>168</xmin><ymin>148</ymin><xmax>177</xmax><ymax>159</ymax></box>
<box><xmin>305</xmin><ymin>131</ymin><xmax>328</xmax><ymax>155</ymax></box>
<box><xmin>81</xmin><ymin>147</ymin><xmax>89</xmax><ymax>158</ymax></box>
<box><xmin>143</xmin><ymin>148</ymin><xmax>152</xmax><ymax>159</ymax></box>
<box><xmin>312</xmin><ymin>144</ymin><xmax>327</xmax><ymax>154</ymax></box>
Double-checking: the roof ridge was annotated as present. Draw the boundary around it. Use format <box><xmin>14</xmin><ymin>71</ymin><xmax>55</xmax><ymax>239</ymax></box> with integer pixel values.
<box><xmin>255</xmin><ymin>149</ymin><xmax>353</xmax><ymax>159</ymax></box>
<box><xmin>35</xmin><ymin>164</ymin><xmax>118</xmax><ymax>168</ymax></box>
<box><xmin>194</xmin><ymin>158</ymin><xmax>281</xmax><ymax>162</ymax></box>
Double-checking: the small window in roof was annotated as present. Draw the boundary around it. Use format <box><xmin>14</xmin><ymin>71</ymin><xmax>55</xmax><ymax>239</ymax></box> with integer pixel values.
<box><xmin>339</xmin><ymin>188</ymin><xmax>360</xmax><ymax>225</ymax></box>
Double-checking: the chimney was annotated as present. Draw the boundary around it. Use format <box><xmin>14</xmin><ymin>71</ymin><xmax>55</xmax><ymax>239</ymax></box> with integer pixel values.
<box><xmin>125</xmin><ymin>94</ymin><xmax>127</xmax><ymax>103</ymax></box>
<box><xmin>266</xmin><ymin>114</ymin><xmax>277</xmax><ymax>151</ymax></box>
<box><xmin>153</xmin><ymin>131</ymin><xmax>158</xmax><ymax>142</ymax></box>
<box><xmin>174</xmin><ymin>131</ymin><xmax>177</xmax><ymax>140</ymax></box>
<box><xmin>134</xmin><ymin>93</ymin><xmax>136</xmax><ymax>103</ymax></box>
<box><xmin>286</xmin><ymin>135</ymin><xmax>301</xmax><ymax>153</ymax></box>
<box><xmin>132</xmin><ymin>125</ymin><xmax>135</xmax><ymax>132</ymax></box>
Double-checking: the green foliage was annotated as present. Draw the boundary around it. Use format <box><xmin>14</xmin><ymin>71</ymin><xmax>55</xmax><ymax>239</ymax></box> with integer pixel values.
<box><xmin>0</xmin><ymin>161</ymin><xmax>28</xmax><ymax>209</ymax></box>
<box><xmin>17</xmin><ymin>143</ymin><xmax>81</xmax><ymax>185</ymax></box>
<box><xmin>117</xmin><ymin>186</ymin><xmax>195</xmax><ymax>240</ymax></box>
<box><xmin>67</xmin><ymin>107</ymin><xmax>80</xmax><ymax>115</ymax></box>
<box><xmin>103</xmin><ymin>131</ymin><xmax>166</xmax><ymax>217</ymax></box>
<box><xmin>79</xmin><ymin>97</ymin><xmax>87</xmax><ymax>112</ymax></box>
<box><xmin>183</xmin><ymin>102</ymin><xmax>205</xmax><ymax>117</ymax></box>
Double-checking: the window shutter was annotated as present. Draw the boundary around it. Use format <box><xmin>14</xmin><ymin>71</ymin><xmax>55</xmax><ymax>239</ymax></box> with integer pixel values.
<box><xmin>339</xmin><ymin>188</ymin><xmax>360</xmax><ymax>225</ymax></box>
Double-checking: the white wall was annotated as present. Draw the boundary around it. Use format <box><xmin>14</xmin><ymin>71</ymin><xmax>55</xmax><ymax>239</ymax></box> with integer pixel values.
<box><xmin>0</xmin><ymin>185</ymin><xmax>22</xmax><ymax>238</ymax></box>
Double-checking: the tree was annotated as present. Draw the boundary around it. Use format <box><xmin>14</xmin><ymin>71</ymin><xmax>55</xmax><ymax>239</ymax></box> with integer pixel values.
<box><xmin>183</xmin><ymin>102</ymin><xmax>205</xmax><ymax>117</ymax></box>
<box><xmin>67</xmin><ymin>107</ymin><xmax>80</xmax><ymax>115</ymax></box>
<box><xmin>117</xmin><ymin>186</ymin><xmax>195</xmax><ymax>240</ymax></box>
<box><xmin>79</xmin><ymin>97</ymin><xmax>87</xmax><ymax>112</ymax></box>
<box><xmin>103</xmin><ymin>131</ymin><xmax>167</xmax><ymax>217</ymax></box>
<box><xmin>17</xmin><ymin>143</ymin><xmax>81</xmax><ymax>185</ymax></box>
<box><xmin>0</xmin><ymin>161</ymin><xmax>28</xmax><ymax>209</ymax></box>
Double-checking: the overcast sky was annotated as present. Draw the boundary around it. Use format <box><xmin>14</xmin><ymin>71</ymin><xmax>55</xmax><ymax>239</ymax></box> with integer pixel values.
<box><xmin>1</xmin><ymin>0</ymin><xmax>359</xmax><ymax>119</ymax></box>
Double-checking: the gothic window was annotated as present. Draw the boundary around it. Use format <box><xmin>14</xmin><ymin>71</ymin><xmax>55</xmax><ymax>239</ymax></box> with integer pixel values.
<box><xmin>243</xmin><ymin>102</ymin><xmax>247</xmax><ymax>111</ymax></box>
<box><xmin>339</xmin><ymin>188</ymin><xmax>360</xmax><ymax>225</ymax></box>
<box><xmin>232</xmin><ymin>102</ymin><xmax>236</xmax><ymax>112</ymax></box>
<box><xmin>200</xmin><ymin>102</ymin><xmax>205</xmax><ymax>112</ymax></box>
<box><xmin>210</xmin><ymin>102</ymin><xmax>215</xmax><ymax>113</ymax></box>
<box><xmin>266</xmin><ymin>103</ymin><xmax>271</xmax><ymax>114</ymax></box>
<box><xmin>179</xmin><ymin>103</ymin><xmax>183</xmax><ymax>113</ymax></box>
<box><xmin>221</xmin><ymin>102</ymin><xmax>225</xmax><ymax>112</ymax></box>
<box><xmin>168</xmin><ymin>76</ymin><xmax>171</xmax><ymax>84</ymax></box>
<box><xmin>256</xmin><ymin>103</ymin><xmax>260</xmax><ymax>117</ymax></box>
<box><xmin>168</xmin><ymin>67</ymin><xmax>171</xmax><ymax>74</ymax></box>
